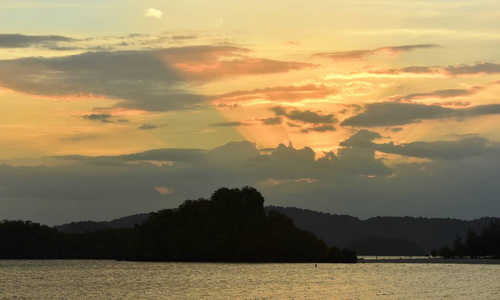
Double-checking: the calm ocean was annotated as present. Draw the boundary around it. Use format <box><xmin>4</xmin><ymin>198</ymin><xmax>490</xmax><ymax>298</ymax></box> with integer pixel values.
<box><xmin>0</xmin><ymin>260</ymin><xmax>498</xmax><ymax>299</ymax></box>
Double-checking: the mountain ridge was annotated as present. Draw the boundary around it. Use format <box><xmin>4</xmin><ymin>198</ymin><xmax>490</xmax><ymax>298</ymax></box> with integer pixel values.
<box><xmin>54</xmin><ymin>206</ymin><xmax>500</xmax><ymax>255</ymax></box>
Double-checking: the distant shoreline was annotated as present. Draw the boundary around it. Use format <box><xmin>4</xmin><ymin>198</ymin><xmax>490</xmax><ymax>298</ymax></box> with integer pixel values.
<box><xmin>361</xmin><ymin>258</ymin><xmax>500</xmax><ymax>264</ymax></box>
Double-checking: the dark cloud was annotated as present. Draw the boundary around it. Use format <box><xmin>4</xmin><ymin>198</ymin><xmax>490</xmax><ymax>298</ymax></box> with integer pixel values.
<box><xmin>272</xmin><ymin>107</ymin><xmax>337</xmax><ymax>124</ymax></box>
<box><xmin>2</xmin><ymin>136</ymin><xmax>500</xmax><ymax>224</ymax></box>
<box><xmin>0</xmin><ymin>46</ymin><xmax>315</xmax><ymax>111</ymax></box>
<box><xmin>445</xmin><ymin>62</ymin><xmax>500</xmax><ymax>75</ymax></box>
<box><xmin>115</xmin><ymin>148</ymin><xmax>207</xmax><ymax>162</ymax></box>
<box><xmin>371</xmin><ymin>62</ymin><xmax>500</xmax><ymax>77</ymax></box>
<box><xmin>81</xmin><ymin>114</ymin><xmax>129</xmax><ymax>124</ymax></box>
<box><xmin>0</xmin><ymin>34</ymin><xmax>76</xmax><ymax>48</ymax></box>
<box><xmin>286</xmin><ymin>110</ymin><xmax>337</xmax><ymax>124</ymax></box>
<box><xmin>170</xmin><ymin>35</ymin><xmax>198</xmax><ymax>40</ymax></box>
<box><xmin>261</xmin><ymin>117</ymin><xmax>282</xmax><ymax>125</ymax></box>
<box><xmin>340</xmin><ymin>129</ymin><xmax>382</xmax><ymax>147</ymax></box>
<box><xmin>391</xmin><ymin>86</ymin><xmax>482</xmax><ymax>102</ymax></box>
<box><xmin>272</xmin><ymin>107</ymin><xmax>287</xmax><ymax>116</ymax></box>
<box><xmin>139</xmin><ymin>123</ymin><xmax>157</xmax><ymax>130</ymax></box>
<box><xmin>461</xmin><ymin>104</ymin><xmax>500</xmax><ymax>116</ymax></box>
<box><xmin>341</xmin><ymin>102</ymin><xmax>500</xmax><ymax>127</ymax></box>
<box><xmin>82</xmin><ymin>114</ymin><xmax>113</xmax><ymax>123</ymax></box>
<box><xmin>211</xmin><ymin>121</ymin><xmax>248</xmax><ymax>127</ymax></box>
<box><xmin>60</xmin><ymin>134</ymin><xmax>97</xmax><ymax>142</ymax></box>
<box><xmin>340</xmin><ymin>129</ymin><xmax>497</xmax><ymax>160</ymax></box>
<box><xmin>314</xmin><ymin>44</ymin><xmax>440</xmax><ymax>61</ymax></box>
<box><xmin>341</xmin><ymin>102</ymin><xmax>453</xmax><ymax>127</ymax></box>
<box><xmin>300</xmin><ymin>125</ymin><xmax>336</xmax><ymax>133</ymax></box>
<box><xmin>378</xmin><ymin>137</ymin><xmax>493</xmax><ymax>160</ymax></box>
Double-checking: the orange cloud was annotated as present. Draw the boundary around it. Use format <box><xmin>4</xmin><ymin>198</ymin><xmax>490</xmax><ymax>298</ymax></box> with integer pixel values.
<box><xmin>314</xmin><ymin>44</ymin><xmax>441</xmax><ymax>61</ymax></box>
<box><xmin>212</xmin><ymin>83</ymin><xmax>338</xmax><ymax>107</ymax></box>
<box><xmin>333</xmin><ymin>62</ymin><xmax>500</xmax><ymax>79</ymax></box>
<box><xmin>161</xmin><ymin>46</ymin><xmax>317</xmax><ymax>81</ymax></box>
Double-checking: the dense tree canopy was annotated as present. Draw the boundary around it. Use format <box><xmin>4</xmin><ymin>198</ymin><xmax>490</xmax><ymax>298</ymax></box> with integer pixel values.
<box><xmin>0</xmin><ymin>187</ymin><xmax>357</xmax><ymax>263</ymax></box>
<box><xmin>438</xmin><ymin>220</ymin><xmax>500</xmax><ymax>259</ymax></box>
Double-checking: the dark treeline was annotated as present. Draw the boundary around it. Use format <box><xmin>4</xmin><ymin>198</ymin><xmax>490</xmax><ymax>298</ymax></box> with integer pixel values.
<box><xmin>436</xmin><ymin>220</ymin><xmax>500</xmax><ymax>259</ymax></box>
<box><xmin>0</xmin><ymin>220</ymin><xmax>133</xmax><ymax>259</ymax></box>
<box><xmin>55</xmin><ymin>205</ymin><xmax>499</xmax><ymax>256</ymax></box>
<box><xmin>267</xmin><ymin>206</ymin><xmax>499</xmax><ymax>254</ymax></box>
<box><xmin>0</xmin><ymin>187</ymin><xmax>357</xmax><ymax>263</ymax></box>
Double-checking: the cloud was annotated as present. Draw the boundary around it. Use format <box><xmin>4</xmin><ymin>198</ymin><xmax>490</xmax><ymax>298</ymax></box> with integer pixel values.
<box><xmin>272</xmin><ymin>107</ymin><xmax>337</xmax><ymax>124</ymax></box>
<box><xmin>286</xmin><ymin>109</ymin><xmax>337</xmax><ymax>124</ymax></box>
<box><xmin>211</xmin><ymin>121</ymin><xmax>248</xmax><ymax>127</ymax></box>
<box><xmin>389</xmin><ymin>86</ymin><xmax>483</xmax><ymax>102</ymax></box>
<box><xmin>340</xmin><ymin>129</ymin><xmax>382</xmax><ymax>147</ymax></box>
<box><xmin>138</xmin><ymin>123</ymin><xmax>157</xmax><ymax>130</ymax></box>
<box><xmin>114</xmin><ymin>148</ymin><xmax>207</xmax><ymax>162</ymax></box>
<box><xmin>60</xmin><ymin>134</ymin><xmax>98</xmax><ymax>142</ymax></box>
<box><xmin>359</xmin><ymin>62</ymin><xmax>500</xmax><ymax>78</ymax></box>
<box><xmin>81</xmin><ymin>114</ymin><xmax>129</xmax><ymax>124</ymax></box>
<box><xmin>162</xmin><ymin>46</ymin><xmax>317</xmax><ymax>81</ymax></box>
<box><xmin>81</xmin><ymin>114</ymin><xmax>113</xmax><ymax>123</ymax></box>
<box><xmin>300</xmin><ymin>125</ymin><xmax>336</xmax><ymax>133</ymax></box>
<box><xmin>170</xmin><ymin>35</ymin><xmax>198</xmax><ymax>40</ymax></box>
<box><xmin>2</xmin><ymin>136</ymin><xmax>500</xmax><ymax>224</ymax></box>
<box><xmin>340</xmin><ymin>129</ymin><xmax>497</xmax><ymax>161</ymax></box>
<box><xmin>445</xmin><ymin>62</ymin><xmax>500</xmax><ymax>75</ymax></box>
<box><xmin>314</xmin><ymin>44</ymin><xmax>440</xmax><ymax>61</ymax></box>
<box><xmin>144</xmin><ymin>8</ymin><xmax>163</xmax><ymax>19</ymax></box>
<box><xmin>0</xmin><ymin>34</ymin><xmax>76</xmax><ymax>48</ymax></box>
<box><xmin>155</xmin><ymin>186</ymin><xmax>174</xmax><ymax>195</ymax></box>
<box><xmin>283</xmin><ymin>41</ymin><xmax>300</xmax><ymax>46</ymax></box>
<box><xmin>212</xmin><ymin>83</ymin><xmax>338</xmax><ymax>107</ymax></box>
<box><xmin>0</xmin><ymin>46</ymin><xmax>315</xmax><ymax>111</ymax></box>
<box><xmin>261</xmin><ymin>117</ymin><xmax>282</xmax><ymax>125</ymax></box>
<box><xmin>341</xmin><ymin>102</ymin><xmax>500</xmax><ymax>127</ymax></box>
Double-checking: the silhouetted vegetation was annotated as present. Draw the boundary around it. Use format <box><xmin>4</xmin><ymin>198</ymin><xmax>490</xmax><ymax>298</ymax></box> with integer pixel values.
<box><xmin>55</xmin><ymin>214</ymin><xmax>150</xmax><ymax>233</ymax></box>
<box><xmin>437</xmin><ymin>220</ymin><xmax>500</xmax><ymax>259</ymax></box>
<box><xmin>54</xmin><ymin>205</ymin><xmax>499</xmax><ymax>256</ymax></box>
<box><xmin>128</xmin><ymin>187</ymin><xmax>356</xmax><ymax>262</ymax></box>
<box><xmin>0</xmin><ymin>187</ymin><xmax>357</xmax><ymax>263</ymax></box>
<box><xmin>0</xmin><ymin>220</ymin><xmax>133</xmax><ymax>259</ymax></box>
<box><xmin>267</xmin><ymin>206</ymin><xmax>499</xmax><ymax>254</ymax></box>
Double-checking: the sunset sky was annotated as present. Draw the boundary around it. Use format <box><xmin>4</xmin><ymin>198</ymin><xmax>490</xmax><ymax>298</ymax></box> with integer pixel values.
<box><xmin>1</xmin><ymin>0</ymin><xmax>499</xmax><ymax>225</ymax></box>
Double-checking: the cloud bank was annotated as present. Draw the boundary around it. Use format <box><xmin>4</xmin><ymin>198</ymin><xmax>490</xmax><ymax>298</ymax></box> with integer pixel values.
<box><xmin>0</xmin><ymin>46</ymin><xmax>315</xmax><ymax>111</ymax></box>
<box><xmin>2</xmin><ymin>132</ymin><xmax>499</xmax><ymax>225</ymax></box>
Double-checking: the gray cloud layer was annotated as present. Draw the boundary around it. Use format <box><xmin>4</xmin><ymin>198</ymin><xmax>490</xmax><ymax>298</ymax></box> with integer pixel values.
<box><xmin>272</xmin><ymin>107</ymin><xmax>337</xmax><ymax>124</ymax></box>
<box><xmin>341</xmin><ymin>130</ymin><xmax>496</xmax><ymax>160</ymax></box>
<box><xmin>341</xmin><ymin>102</ymin><xmax>500</xmax><ymax>127</ymax></box>
<box><xmin>374</xmin><ymin>62</ymin><xmax>500</xmax><ymax>76</ymax></box>
<box><xmin>0</xmin><ymin>34</ymin><xmax>76</xmax><ymax>48</ymax></box>
<box><xmin>0</xmin><ymin>46</ymin><xmax>314</xmax><ymax>111</ymax></box>
<box><xmin>2</xmin><ymin>132</ymin><xmax>499</xmax><ymax>225</ymax></box>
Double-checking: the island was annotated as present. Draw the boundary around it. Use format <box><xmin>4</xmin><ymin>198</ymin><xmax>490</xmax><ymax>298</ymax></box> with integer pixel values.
<box><xmin>0</xmin><ymin>187</ymin><xmax>357</xmax><ymax>263</ymax></box>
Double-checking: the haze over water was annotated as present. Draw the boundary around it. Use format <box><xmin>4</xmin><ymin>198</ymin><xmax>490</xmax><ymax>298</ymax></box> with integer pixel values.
<box><xmin>1</xmin><ymin>260</ymin><xmax>499</xmax><ymax>299</ymax></box>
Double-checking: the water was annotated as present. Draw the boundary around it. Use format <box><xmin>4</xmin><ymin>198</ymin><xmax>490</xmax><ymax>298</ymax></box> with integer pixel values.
<box><xmin>0</xmin><ymin>260</ymin><xmax>498</xmax><ymax>299</ymax></box>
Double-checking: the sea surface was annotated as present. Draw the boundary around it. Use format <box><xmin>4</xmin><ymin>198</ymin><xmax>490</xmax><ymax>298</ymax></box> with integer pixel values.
<box><xmin>0</xmin><ymin>260</ymin><xmax>499</xmax><ymax>299</ymax></box>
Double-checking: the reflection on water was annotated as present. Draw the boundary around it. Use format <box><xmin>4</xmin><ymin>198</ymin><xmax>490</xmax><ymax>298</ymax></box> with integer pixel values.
<box><xmin>0</xmin><ymin>260</ymin><xmax>499</xmax><ymax>299</ymax></box>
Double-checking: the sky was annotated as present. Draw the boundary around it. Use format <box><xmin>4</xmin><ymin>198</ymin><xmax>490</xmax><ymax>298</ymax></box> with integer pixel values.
<box><xmin>1</xmin><ymin>0</ymin><xmax>500</xmax><ymax>225</ymax></box>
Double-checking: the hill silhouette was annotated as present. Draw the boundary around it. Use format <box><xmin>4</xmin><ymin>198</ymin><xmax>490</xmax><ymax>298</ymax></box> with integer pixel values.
<box><xmin>56</xmin><ymin>205</ymin><xmax>499</xmax><ymax>255</ymax></box>
<box><xmin>268</xmin><ymin>206</ymin><xmax>499</xmax><ymax>254</ymax></box>
<box><xmin>55</xmin><ymin>213</ymin><xmax>150</xmax><ymax>233</ymax></box>
<box><xmin>1</xmin><ymin>187</ymin><xmax>356</xmax><ymax>263</ymax></box>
